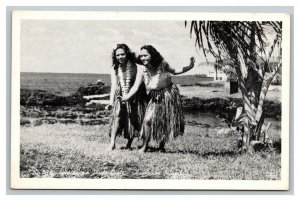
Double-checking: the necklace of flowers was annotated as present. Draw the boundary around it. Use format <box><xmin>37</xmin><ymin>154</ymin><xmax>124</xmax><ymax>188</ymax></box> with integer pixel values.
<box><xmin>143</xmin><ymin>64</ymin><xmax>162</xmax><ymax>88</ymax></box>
<box><xmin>142</xmin><ymin>66</ymin><xmax>150</xmax><ymax>87</ymax></box>
<box><xmin>118</xmin><ymin>62</ymin><xmax>134</xmax><ymax>95</ymax></box>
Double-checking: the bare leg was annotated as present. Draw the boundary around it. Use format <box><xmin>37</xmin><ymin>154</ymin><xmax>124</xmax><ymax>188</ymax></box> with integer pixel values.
<box><xmin>138</xmin><ymin>124</ymin><xmax>151</xmax><ymax>153</ymax></box>
<box><xmin>108</xmin><ymin>117</ymin><xmax>120</xmax><ymax>151</ymax></box>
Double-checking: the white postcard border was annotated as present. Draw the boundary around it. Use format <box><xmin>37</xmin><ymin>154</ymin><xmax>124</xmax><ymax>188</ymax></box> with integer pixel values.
<box><xmin>11</xmin><ymin>11</ymin><xmax>290</xmax><ymax>190</ymax></box>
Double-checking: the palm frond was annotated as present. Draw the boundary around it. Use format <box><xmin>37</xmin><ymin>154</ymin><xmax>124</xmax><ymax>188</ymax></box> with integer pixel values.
<box><xmin>186</xmin><ymin>20</ymin><xmax>281</xmax><ymax>76</ymax></box>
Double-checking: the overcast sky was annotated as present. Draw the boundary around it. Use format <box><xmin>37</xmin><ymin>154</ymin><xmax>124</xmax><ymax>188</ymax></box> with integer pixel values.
<box><xmin>21</xmin><ymin>20</ymin><xmax>208</xmax><ymax>74</ymax></box>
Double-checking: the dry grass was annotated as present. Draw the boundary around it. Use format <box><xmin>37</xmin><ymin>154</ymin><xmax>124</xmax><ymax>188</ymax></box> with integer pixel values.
<box><xmin>20</xmin><ymin>123</ymin><xmax>281</xmax><ymax>180</ymax></box>
<box><xmin>19</xmin><ymin>73</ymin><xmax>282</xmax><ymax>180</ymax></box>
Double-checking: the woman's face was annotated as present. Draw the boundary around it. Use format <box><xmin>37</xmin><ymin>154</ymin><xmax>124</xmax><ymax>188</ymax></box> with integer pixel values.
<box><xmin>115</xmin><ymin>48</ymin><xmax>127</xmax><ymax>64</ymax></box>
<box><xmin>140</xmin><ymin>49</ymin><xmax>151</xmax><ymax>66</ymax></box>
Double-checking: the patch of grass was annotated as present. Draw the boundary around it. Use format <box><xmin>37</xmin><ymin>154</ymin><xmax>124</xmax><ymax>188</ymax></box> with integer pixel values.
<box><xmin>20</xmin><ymin>123</ymin><xmax>281</xmax><ymax>180</ymax></box>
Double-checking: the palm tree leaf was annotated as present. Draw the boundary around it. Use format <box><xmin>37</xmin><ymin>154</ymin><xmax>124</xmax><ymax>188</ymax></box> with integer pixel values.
<box><xmin>194</xmin><ymin>21</ymin><xmax>207</xmax><ymax>57</ymax></box>
<box><xmin>202</xmin><ymin>22</ymin><xmax>219</xmax><ymax>57</ymax></box>
<box><xmin>234</xmin><ymin>107</ymin><xmax>244</xmax><ymax>120</ymax></box>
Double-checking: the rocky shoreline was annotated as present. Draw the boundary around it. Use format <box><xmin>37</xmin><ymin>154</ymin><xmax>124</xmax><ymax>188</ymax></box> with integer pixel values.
<box><xmin>20</xmin><ymin>82</ymin><xmax>281</xmax><ymax>127</ymax></box>
<box><xmin>181</xmin><ymin>96</ymin><xmax>281</xmax><ymax>119</ymax></box>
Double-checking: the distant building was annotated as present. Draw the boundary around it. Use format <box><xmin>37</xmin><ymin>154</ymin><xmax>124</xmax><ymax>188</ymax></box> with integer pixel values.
<box><xmin>257</xmin><ymin>55</ymin><xmax>282</xmax><ymax>85</ymax></box>
<box><xmin>198</xmin><ymin>62</ymin><xmax>228</xmax><ymax>81</ymax></box>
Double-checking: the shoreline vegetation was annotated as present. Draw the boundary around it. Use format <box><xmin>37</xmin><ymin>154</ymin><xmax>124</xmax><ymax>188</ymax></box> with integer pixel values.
<box><xmin>19</xmin><ymin>74</ymin><xmax>282</xmax><ymax>179</ymax></box>
<box><xmin>20</xmin><ymin>79</ymin><xmax>281</xmax><ymax>127</ymax></box>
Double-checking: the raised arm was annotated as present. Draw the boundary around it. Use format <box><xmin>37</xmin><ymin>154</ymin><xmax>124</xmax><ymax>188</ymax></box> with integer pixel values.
<box><xmin>122</xmin><ymin>68</ymin><xmax>144</xmax><ymax>101</ymax></box>
<box><xmin>166</xmin><ymin>57</ymin><xmax>195</xmax><ymax>75</ymax></box>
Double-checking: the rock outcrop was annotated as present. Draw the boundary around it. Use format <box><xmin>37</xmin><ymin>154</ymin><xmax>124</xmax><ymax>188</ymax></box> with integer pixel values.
<box><xmin>20</xmin><ymin>80</ymin><xmax>281</xmax><ymax>126</ymax></box>
<box><xmin>76</xmin><ymin>80</ymin><xmax>110</xmax><ymax>96</ymax></box>
<box><xmin>181</xmin><ymin>96</ymin><xmax>281</xmax><ymax>119</ymax></box>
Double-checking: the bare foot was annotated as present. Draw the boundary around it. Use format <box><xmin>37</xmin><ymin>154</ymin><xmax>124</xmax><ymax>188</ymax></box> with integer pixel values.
<box><xmin>138</xmin><ymin>147</ymin><xmax>147</xmax><ymax>153</ymax></box>
<box><xmin>107</xmin><ymin>144</ymin><xmax>116</xmax><ymax>151</ymax></box>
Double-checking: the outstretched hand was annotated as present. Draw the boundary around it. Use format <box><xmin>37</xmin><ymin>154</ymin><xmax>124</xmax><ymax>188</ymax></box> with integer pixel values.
<box><xmin>189</xmin><ymin>57</ymin><xmax>196</xmax><ymax>68</ymax></box>
<box><xmin>105</xmin><ymin>104</ymin><xmax>112</xmax><ymax>110</ymax></box>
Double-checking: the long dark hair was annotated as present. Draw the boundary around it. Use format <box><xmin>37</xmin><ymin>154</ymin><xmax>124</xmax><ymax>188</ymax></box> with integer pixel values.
<box><xmin>112</xmin><ymin>44</ymin><xmax>136</xmax><ymax>70</ymax></box>
<box><xmin>138</xmin><ymin>45</ymin><xmax>164</xmax><ymax>68</ymax></box>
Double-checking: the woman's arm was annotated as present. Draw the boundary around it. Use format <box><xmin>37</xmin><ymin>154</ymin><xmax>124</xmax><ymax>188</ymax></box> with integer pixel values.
<box><xmin>122</xmin><ymin>68</ymin><xmax>144</xmax><ymax>101</ymax></box>
<box><xmin>166</xmin><ymin>57</ymin><xmax>195</xmax><ymax>75</ymax></box>
<box><xmin>108</xmin><ymin>68</ymin><xmax>118</xmax><ymax>106</ymax></box>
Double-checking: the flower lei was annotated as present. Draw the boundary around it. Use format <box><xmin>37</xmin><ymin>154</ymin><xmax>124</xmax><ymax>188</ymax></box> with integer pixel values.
<box><xmin>142</xmin><ymin>63</ymin><xmax>163</xmax><ymax>89</ymax></box>
<box><xmin>118</xmin><ymin>62</ymin><xmax>135</xmax><ymax>96</ymax></box>
<box><xmin>142</xmin><ymin>67</ymin><xmax>150</xmax><ymax>87</ymax></box>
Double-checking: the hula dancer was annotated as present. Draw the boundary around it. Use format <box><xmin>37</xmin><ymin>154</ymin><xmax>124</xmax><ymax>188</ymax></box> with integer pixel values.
<box><xmin>122</xmin><ymin>45</ymin><xmax>195</xmax><ymax>153</ymax></box>
<box><xmin>106</xmin><ymin>44</ymin><xmax>147</xmax><ymax>150</ymax></box>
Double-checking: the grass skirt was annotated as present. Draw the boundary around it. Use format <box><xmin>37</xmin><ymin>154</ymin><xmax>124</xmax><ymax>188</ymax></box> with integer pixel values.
<box><xmin>140</xmin><ymin>83</ymin><xmax>185</xmax><ymax>144</ymax></box>
<box><xmin>109</xmin><ymin>83</ymin><xmax>147</xmax><ymax>139</ymax></box>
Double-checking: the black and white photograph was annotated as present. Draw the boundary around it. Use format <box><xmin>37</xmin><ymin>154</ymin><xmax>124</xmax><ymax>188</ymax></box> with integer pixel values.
<box><xmin>10</xmin><ymin>11</ymin><xmax>290</xmax><ymax>190</ymax></box>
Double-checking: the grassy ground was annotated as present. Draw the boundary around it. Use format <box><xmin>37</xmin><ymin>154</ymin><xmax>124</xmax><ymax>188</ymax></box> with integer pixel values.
<box><xmin>20</xmin><ymin>123</ymin><xmax>281</xmax><ymax>180</ymax></box>
<box><xmin>19</xmin><ymin>83</ymin><xmax>282</xmax><ymax>180</ymax></box>
<box><xmin>19</xmin><ymin>74</ymin><xmax>282</xmax><ymax>180</ymax></box>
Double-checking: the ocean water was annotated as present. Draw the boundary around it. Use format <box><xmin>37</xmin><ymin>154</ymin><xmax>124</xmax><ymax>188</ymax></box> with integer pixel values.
<box><xmin>21</xmin><ymin>72</ymin><xmax>213</xmax><ymax>96</ymax></box>
<box><xmin>21</xmin><ymin>72</ymin><xmax>111</xmax><ymax>96</ymax></box>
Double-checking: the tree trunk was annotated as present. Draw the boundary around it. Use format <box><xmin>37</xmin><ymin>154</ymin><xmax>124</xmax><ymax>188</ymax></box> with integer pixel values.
<box><xmin>255</xmin><ymin>111</ymin><xmax>265</xmax><ymax>141</ymax></box>
<box><xmin>239</xmin><ymin>23</ymin><xmax>265</xmax><ymax>150</ymax></box>
<box><xmin>240</xmin><ymin>71</ymin><xmax>265</xmax><ymax>151</ymax></box>
<box><xmin>241</xmin><ymin>98</ymin><xmax>265</xmax><ymax>151</ymax></box>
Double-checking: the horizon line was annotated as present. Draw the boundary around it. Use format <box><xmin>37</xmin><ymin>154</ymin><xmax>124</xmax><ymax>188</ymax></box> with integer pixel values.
<box><xmin>20</xmin><ymin>71</ymin><xmax>208</xmax><ymax>76</ymax></box>
<box><xmin>20</xmin><ymin>71</ymin><xmax>111</xmax><ymax>75</ymax></box>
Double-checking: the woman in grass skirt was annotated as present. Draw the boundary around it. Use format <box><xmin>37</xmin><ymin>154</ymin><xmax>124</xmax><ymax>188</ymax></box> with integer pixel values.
<box><xmin>122</xmin><ymin>45</ymin><xmax>195</xmax><ymax>153</ymax></box>
<box><xmin>106</xmin><ymin>44</ymin><xmax>147</xmax><ymax>150</ymax></box>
